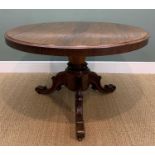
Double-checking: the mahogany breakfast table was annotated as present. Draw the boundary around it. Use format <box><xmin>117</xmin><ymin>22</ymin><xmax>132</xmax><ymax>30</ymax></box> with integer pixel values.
<box><xmin>5</xmin><ymin>22</ymin><xmax>149</xmax><ymax>141</ymax></box>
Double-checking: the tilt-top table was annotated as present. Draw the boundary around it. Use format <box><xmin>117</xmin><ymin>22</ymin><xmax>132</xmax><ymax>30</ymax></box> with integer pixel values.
<box><xmin>5</xmin><ymin>22</ymin><xmax>149</xmax><ymax>141</ymax></box>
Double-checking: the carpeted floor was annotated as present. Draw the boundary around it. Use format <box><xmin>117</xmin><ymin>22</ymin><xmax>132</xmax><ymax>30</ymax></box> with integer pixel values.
<box><xmin>0</xmin><ymin>73</ymin><xmax>155</xmax><ymax>146</ymax></box>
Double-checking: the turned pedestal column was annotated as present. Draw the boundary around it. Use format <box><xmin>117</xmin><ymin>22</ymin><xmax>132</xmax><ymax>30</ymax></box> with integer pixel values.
<box><xmin>35</xmin><ymin>56</ymin><xmax>116</xmax><ymax>140</ymax></box>
<box><xmin>5</xmin><ymin>22</ymin><xmax>149</xmax><ymax>141</ymax></box>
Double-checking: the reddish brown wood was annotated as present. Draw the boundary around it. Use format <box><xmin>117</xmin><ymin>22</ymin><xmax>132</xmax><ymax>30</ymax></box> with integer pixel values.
<box><xmin>69</xmin><ymin>56</ymin><xmax>86</xmax><ymax>64</ymax></box>
<box><xmin>35</xmin><ymin>62</ymin><xmax>116</xmax><ymax>140</ymax></box>
<box><xmin>5</xmin><ymin>22</ymin><xmax>149</xmax><ymax>56</ymax></box>
<box><xmin>75</xmin><ymin>90</ymin><xmax>85</xmax><ymax>141</ymax></box>
<box><xmin>4</xmin><ymin>22</ymin><xmax>149</xmax><ymax>141</ymax></box>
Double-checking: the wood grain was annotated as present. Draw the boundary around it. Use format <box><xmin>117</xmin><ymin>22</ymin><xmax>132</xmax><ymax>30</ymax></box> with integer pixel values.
<box><xmin>5</xmin><ymin>22</ymin><xmax>149</xmax><ymax>56</ymax></box>
<box><xmin>4</xmin><ymin>22</ymin><xmax>150</xmax><ymax>141</ymax></box>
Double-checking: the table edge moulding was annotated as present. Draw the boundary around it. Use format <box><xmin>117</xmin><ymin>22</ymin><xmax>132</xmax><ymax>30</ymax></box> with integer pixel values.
<box><xmin>4</xmin><ymin>22</ymin><xmax>150</xmax><ymax>141</ymax></box>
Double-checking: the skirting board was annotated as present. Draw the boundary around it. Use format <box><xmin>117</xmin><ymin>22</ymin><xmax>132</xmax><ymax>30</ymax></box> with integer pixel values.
<box><xmin>0</xmin><ymin>61</ymin><xmax>155</xmax><ymax>74</ymax></box>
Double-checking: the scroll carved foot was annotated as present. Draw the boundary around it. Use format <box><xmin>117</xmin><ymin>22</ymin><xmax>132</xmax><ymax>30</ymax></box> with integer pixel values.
<box><xmin>75</xmin><ymin>90</ymin><xmax>85</xmax><ymax>141</ymax></box>
<box><xmin>89</xmin><ymin>72</ymin><xmax>116</xmax><ymax>93</ymax></box>
<box><xmin>35</xmin><ymin>72</ymin><xmax>66</xmax><ymax>94</ymax></box>
<box><xmin>35</xmin><ymin>62</ymin><xmax>116</xmax><ymax>141</ymax></box>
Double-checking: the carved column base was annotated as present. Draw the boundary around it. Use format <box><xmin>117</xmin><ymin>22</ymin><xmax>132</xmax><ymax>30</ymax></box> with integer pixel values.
<box><xmin>35</xmin><ymin>62</ymin><xmax>116</xmax><ymax>141</ymax></box>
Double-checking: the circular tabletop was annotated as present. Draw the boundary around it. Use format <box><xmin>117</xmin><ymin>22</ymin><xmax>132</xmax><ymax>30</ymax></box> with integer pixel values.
<box><xmin>5</xmin><ymin>22</ymin><xmax>149</xmax><ymax>56</ymax></box>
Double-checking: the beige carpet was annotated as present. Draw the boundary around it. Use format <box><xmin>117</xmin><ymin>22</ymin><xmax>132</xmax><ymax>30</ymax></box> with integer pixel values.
<box><xmin>0</xmin><ymin>73</ymin><xmax>155</xmax><ymax>146</ymax></box>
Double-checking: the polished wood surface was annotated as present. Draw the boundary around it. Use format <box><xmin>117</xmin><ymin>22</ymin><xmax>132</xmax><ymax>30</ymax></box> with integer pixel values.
<box><xmin>4</xmin><ymin>22</ymin><xmax>149</xmax><ymax>141</ymax></box>
<box><xmin>35</xmin><ymin>62</ymin><xmax>116</xmax><ymax>140</ymax></box>
<box><xmin>5</xmin><ymin>22</ymin><xmax>149</xmax><ymax>56</ymax></box>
